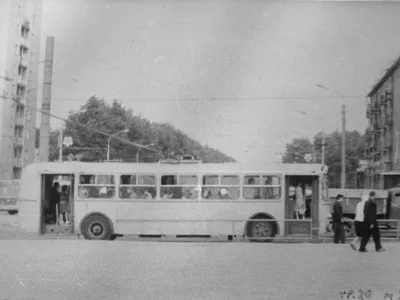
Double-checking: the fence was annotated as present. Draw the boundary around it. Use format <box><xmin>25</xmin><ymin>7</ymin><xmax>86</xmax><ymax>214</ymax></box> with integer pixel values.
<box><xmin>0</xmin><ymin>180</ymin><xmax>20</xmax><ymax>211</ymax></box>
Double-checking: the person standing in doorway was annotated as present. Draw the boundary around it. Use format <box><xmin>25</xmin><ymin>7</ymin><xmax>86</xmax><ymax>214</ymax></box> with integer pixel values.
<box><xmin>332</xmin><ymin>194</ymin><xmax>345</xmax><ymax>244</ymax></box>
<box><xmin>295</xmin><ymin>183</ymin><xmax>305</xmax><ymax>219</ymax></box>
<box><xmin>59</xmin><ymin>185</ymin><xmax>70</xmax><ymax>225</ymax></box>
<box><xmin>359</xmin><ymin>191</ymin><xmax>385</xmax><ymax>253</ymax></box>
<box><xmin>350</xmin><ymin>194</ymin><xmax>368</xmax><ymax>250</ymax></box>
<box><xmin>49</xmin><ymin>182</ymin><xmax>60</xmax><ymax>224</ymax></box>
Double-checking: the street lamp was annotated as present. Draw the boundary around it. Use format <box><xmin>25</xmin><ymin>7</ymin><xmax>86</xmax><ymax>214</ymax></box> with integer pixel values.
<box><xmin>316</xmin><ymin>84</ymin><xmax>346</xmax><ymax>189</ymax></box>
<box><xmin>107</xmin><ymin>129</ymin><xmax>129</xmax><ymax>161</ymax></box>
<box><xmin>137</xmin><ymin>143</ymin><xmax>155</xmax><ymax>163</ymax></box>
<box><xmin>59</xmin><ymin>110</ymin><xmax>86</xmax><ymax>162</ymax></box>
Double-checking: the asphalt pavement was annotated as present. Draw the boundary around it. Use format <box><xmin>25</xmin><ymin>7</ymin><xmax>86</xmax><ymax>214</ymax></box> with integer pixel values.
<box><xmin>1</xmin><ymin>212</ymin><xmax>400</xmax><ymax>300</ymax></box>
<box><xmin>0</xmin><ymin>238</ymin><xmax>399</xmax><ymax>299</ymax></box>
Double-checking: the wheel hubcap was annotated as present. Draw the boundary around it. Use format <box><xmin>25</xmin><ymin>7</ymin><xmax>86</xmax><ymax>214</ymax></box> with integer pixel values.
<box><xmin>253</xmin><ymin>222</ymin><xmax>270</xmax><ymax>237</ymax></box>
<box><xmin>90</xmin><ymin>223</ymin><xmax>104</xmax><ymax>237</ymax></box>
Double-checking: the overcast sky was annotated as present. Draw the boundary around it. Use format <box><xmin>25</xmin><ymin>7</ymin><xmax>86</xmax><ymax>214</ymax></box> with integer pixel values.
<box><xmin>36</xmin><ymin>0</ymin><xmax>400</xmax><ymax>164</ymax></box>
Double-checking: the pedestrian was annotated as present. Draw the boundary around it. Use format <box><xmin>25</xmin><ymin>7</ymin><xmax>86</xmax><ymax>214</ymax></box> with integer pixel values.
<box><xmin>359</xmin><ymin>191</ymin><xmax>385</xmax><ymax>253</ymax></box>
<box><xmin>332</xmin><ymin>194</ymin><xmax>345</xmax><ymax>244</ymax></box>
<box><xmin>350</xmin><ymin>194</ymin><xmax>368</xmax><ymax>250</ymax></box>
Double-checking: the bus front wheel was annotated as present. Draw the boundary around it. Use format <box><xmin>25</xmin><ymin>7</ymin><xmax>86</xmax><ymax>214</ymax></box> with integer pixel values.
<box><xmin>81</xmin><ymin>214</ymin><xmax>113</xmax><ymax>240</ymax></box>
<box><xmin>247</xmin><ymin>219</ymin><xmax>276</xmax><ymax>242</ymax></box>
<box><xmin>7</xmin><ymin>210</ymin><xmax>18</xmax><ymax>215</ymax></box>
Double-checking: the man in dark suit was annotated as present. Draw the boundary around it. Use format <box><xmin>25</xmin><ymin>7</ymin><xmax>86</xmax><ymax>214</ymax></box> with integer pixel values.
<box><xmin>359</xmin><ymin>191</ymin><xmax>385</xmax><ymax>252</ymax></box>
<box><xmin>332</xmin><ymin>194</ymin><xmax>345</xmax><ymax>244</ymax></box>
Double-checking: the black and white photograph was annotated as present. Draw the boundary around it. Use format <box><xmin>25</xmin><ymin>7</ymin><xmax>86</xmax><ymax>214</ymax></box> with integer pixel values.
<box><xmin>1</xmin><ymin>0</ymin><xmax>400</xmax><ymax>299</ymax></box>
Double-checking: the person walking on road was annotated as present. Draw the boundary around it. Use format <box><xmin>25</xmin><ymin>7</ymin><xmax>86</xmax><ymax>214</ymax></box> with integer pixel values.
<box><xmin>350</xmin><ymin>194</ymin><xmax>368</xmax><ymax>250</ymax></box>
<box><xmin>332</xmin><ymin>194</ymin><xmax>345</xmax><ymax>244</ymax></box>
<box><xmin>359</xmin><ymin>191</ymin><xmax>385</xmax><ymax>253</ymax></box>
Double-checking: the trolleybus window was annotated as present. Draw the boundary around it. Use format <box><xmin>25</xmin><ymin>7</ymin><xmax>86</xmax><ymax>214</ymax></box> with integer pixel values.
<box><xmin>119</xmin><ymin>174</ymin><xmax>156</xmax><ymax>199</ymax></box>
<box><xmin>201</xmin><ymin>174</ymin><xmax>240</xmax><ymax>200</ymax></box>
<box><xmin>243</xmin><ymin>175</ymin><xmax>281</xmax><ymax>200</ymax></box>
<box><xmin>78</xmin><ymin>174</ymin><xmax>115</xmax><ymax>199</ymax></box>
<box><xmin>160</xmin><ymin>174</ymin><xmax>198</xmax><ymax>199</ymax></box>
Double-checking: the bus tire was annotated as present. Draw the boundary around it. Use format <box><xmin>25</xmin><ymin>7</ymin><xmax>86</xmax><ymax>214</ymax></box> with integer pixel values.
<box><xmin>7</xmin><ymin>210</ymin><xmax>18</xmax><ymax>215</ymax></box>
<box><xmin>81</xmin><ymin>214</ymin><xmax>113</xmax><ymax>240</ymax></box>
<box><xmin>247</xmin><ymin>217</ymin><xmax>277</xmax><ymax>243</ymax></box>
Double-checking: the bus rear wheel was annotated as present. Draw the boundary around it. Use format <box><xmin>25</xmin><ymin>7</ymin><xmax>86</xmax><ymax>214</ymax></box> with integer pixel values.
<box><xmin>248</xmin><ymin>219</ymin><xmax>276</xmax><ymax>242</ymax></box>
<box><xmin>7</xmin><ymin>210</ymin><xmax>18</xmax><ymax>215</ymax></box>
<box><xmin>81</xmin><ymin>214</ymin><xmax>113</xmax><ymax>240</ymax></box>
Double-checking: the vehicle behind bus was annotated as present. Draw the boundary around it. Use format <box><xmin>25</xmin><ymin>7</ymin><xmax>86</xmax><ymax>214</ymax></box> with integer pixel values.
<box><xmin>0</xmin><ymin>180</ymin><xmax>19</xmax><ymax>215</ymax></box>
<box><xmin>326</xmin><ymin>188</ymin><xmax>391</xmax><ymax>236</ymax></box>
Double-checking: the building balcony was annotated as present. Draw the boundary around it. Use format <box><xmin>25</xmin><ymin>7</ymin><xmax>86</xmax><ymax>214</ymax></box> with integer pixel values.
<box><xmin>385</xmin><ymin>117</ymin><xmax>393</xmax><ymax>126</ymax></box>
<box><xmin>13</xmin><ymin>137</ymin><xmax>23</xmax><ymax>146</ymax></box>
<box><xmin>15</xmin><ymin>116</ymin><xmax>24</xmax><ymax>126</ymax></box>
<box><xmin>366</xmin><ymin>106</ymin><xmax>371</xmax><ymax>118</ymax></box>
<box><xmin>379</xmin><ymin>95</ymin><xmax>386</xmax><ymax>107</ymax></box>
<box><xmin>17</xmin><ymin>76</ymin><xmax>27</xmax><ymax>86</ymax></box>
<box><xmin>12</xmin><ymin>157</ymin><xmax>22</xmax><ymax>168</ymax></box>
<box><xmin>385</xmin><ymin>91</ymin><xmax>393</xmax><ymax>101</ymax></box>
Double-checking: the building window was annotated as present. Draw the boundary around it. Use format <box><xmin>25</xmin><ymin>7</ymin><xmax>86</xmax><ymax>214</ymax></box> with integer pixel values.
<box><xmin>19</xmin><ymin>45</ymin><xmax>28</xmax><ymax>60</ymax></box>
<box><xmin>13</xmin><ymin>146</ymin><xmax>23</xmax><ymax>159</ymax></box>
<box><xmin>16</xmin><ymin>84</ymin><xmax>25</xmax><ymax>97</ymax></box>
<box><xmin>18</xmin><ymin>64</ymin><xmax>27</xmax><ymax>79</ymax></box>
<box><xmin>14</xmin><ymin>125</ymin><xmax>23</xmax><ymax>138</ymax></box>
<box><xmin>21</xmin><ymin>21</ymin><xmax>30</xmax><ymax>39</ymax></box>
<box><xmin>13</xmin><ymin>167</ymin><xmax>21</xmax><ymax>179</ymax></box>
<box><xmin>16</xmin><ymin>105</ymin><xmax>24</xmax><ymax>118</ymax></box>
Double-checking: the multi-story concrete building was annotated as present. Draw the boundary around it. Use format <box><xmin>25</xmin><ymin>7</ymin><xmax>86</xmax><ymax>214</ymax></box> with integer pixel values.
<box><xmin>0</xmin><ymin>0</ymin><xmax>42</xmax><ymax>180</ymax></box>
<box><xmin>365</xmin><ymin>56</ymin><xmax>400</xmax><ymax>189</ymax></box>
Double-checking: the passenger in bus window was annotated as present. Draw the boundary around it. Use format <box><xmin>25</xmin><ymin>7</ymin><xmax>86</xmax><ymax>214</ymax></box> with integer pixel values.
<box><xmin>79</xmin><ymin>186</ymin><xmax>89</xmax><ymax>198</ymax></box>
<box><xmin>219</xmin><ymin>188</ymin><xmax>230</xmax><ymax>199</ymax></box>
<box><xmin>143</xmin><ymin>189</ymin><xmax>153</xmax><ymax>199</ymax></box>
<box><xmin>202</xmin><ymin>188</ymin><xmax>212</xmax><ymax>199</ymax></box>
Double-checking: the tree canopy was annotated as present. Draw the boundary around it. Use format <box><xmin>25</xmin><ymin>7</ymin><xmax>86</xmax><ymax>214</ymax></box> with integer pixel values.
<box><xmin>282</xmin><ymin>130</ymin><xmax>365</xmax><ymax>188</ymax></box>
<box><xmin>36</xmin><ymin>96</ymin><xmax>235</xmax><ymax>163</ymax></box>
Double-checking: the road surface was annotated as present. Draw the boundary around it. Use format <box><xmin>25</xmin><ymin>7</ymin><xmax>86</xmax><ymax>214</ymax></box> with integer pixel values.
<box><xmin>0</xmin><ymin>239</ymin><xmax>399</xmax><ymax>300</ymax></box>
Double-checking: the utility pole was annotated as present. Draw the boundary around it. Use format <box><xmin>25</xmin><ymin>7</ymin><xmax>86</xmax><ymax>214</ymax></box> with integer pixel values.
<box><xmin>312</xmin><ymin>143</ymin><xmax>316</xmax><ymax>163</ymax></box>
<box><xmin>321</xmin><ymin>132</ymin><xmax>326</xmax><ymax>165</ymax></box>
<box><xmin>315</xmin><ymin>84</ymin><xmax>346</xmax><ymax>189</ymax></box>
<box><xmin>341</xmin><ymin>103</ymin><xmax>346</xmax><ymax>189</ymax></box>
<box><xmin>39</xmin><ymin>37</ymin><xmax>55</xmax><ymax>162</ymax></box>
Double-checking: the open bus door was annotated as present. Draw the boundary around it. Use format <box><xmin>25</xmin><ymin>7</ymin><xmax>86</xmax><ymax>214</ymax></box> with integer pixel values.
<box><xmin>41</xmin><ymin>174</ymin><xmax>75</xmax><ymax>235</ymax></box>
<box><xmin>285</xmin><ymin>175</ymin><xmax>319</xmax><ymax>237</ymax></box>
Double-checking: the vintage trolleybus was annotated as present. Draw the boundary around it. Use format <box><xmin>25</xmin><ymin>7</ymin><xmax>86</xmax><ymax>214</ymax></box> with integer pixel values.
<box><xmin>17</xmin><ymin>160</ymin><xmax>330</xmax><ymax>241</ymax></box>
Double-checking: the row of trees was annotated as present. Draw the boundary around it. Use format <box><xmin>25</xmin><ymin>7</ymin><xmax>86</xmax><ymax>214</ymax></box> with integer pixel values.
<box><xmin>282</xmin><ymin>130</ymin><xmax>366</xmax><ymax>188</ymax></box>
<box><xmin>35</xmin><ymin>96</ymin><xmax>236</xmax><ymax>163</ymax></box>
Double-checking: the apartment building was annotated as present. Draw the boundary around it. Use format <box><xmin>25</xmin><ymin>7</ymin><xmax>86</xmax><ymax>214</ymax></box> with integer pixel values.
<box><xmin>0</xmin><ymin>0</ymin><xmax>42</xmax><ymax>180</ymax></box>
<box><xmin>365</xmin><ymin>56</ymin><xmax>400</xmax><ymax>189</ymax></box>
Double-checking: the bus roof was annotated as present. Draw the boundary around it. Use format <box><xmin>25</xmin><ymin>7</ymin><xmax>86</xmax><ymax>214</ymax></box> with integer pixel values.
<box><xmin>23</xmin><ymin>161</ymin><xmax>328</xmax><ymax>176</ymax></box>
